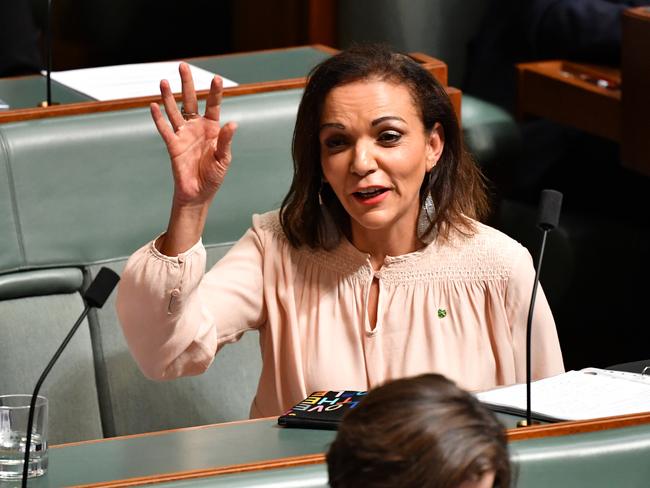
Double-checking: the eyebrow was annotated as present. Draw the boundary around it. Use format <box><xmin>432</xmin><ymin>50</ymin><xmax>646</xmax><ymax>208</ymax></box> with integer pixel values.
<box><xmin>319</xmin><ymin>116</ymin><xmax>406</xmax><ymax>131</ymax></box>
<box><xmin>371</xmin><ymin>116</ymin><xmax>406</xmax><ymax>126</ymax></box>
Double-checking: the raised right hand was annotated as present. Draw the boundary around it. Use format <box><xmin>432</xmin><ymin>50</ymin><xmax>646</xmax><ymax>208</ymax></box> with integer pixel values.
<box><xmin>150</xmin><ymin>62</ymin><xmax>237</xmax><ymax>209</ymax></box>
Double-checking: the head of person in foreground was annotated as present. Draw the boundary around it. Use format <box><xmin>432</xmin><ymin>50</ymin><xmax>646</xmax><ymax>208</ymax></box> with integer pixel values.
<box><xmin>327</xmin><ymin>373</ymin><xmax>511</xmax><ymax>488</ymax></box>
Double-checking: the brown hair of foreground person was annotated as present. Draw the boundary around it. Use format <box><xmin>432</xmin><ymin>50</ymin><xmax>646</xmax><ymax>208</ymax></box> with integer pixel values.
<box><xmin>326</xmin><ymin>374</ymin><xmax>510</xmax><ymax>488</ymax></box>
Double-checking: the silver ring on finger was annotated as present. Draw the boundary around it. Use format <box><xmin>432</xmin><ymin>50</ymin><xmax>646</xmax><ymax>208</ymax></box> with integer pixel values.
<box><xmin>181</xmin><ymin>105</ymin><xmax>200</xmax><ymax>120</ymax></box>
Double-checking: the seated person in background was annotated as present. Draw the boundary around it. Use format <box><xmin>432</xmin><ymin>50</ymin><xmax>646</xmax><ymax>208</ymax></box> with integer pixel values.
<box><xmin>464</xmin><ymin>0</ymin><xmax>650</xmax><ymax>205</ymax></box>
<box><xmin>116</xmin><ymin>44</ymin><xmax>564</xmax><ymax>419</ymax></box>
<box><xmin>327</xmin><ymin>373</ymin><xmax>510</xmax><ymax>488</ymax></box>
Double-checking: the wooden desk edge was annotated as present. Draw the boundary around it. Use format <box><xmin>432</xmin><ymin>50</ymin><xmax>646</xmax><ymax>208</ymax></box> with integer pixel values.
<box><xmin>0</xmin><ymin>77</ymin><xmax>309</xmax><ymax>123</ymax></box>
<box><xmin>515</xmin><ymin>60</ymin><xmax>621</xmax><ymax>141</ymax></box>
<box><xmin>69</xmin><ymin>453</ymin><xmax>327</xmax><ymax>488</ymax></box>
<box><xmin>0</xmin><ymin>44</ymin><xmax>333</xmax><ymax>124</ymax></box>
<box><xmin>507</xmin><ymin>411</ymin><xmax>650</xmax><ymax>442</ymax></box>
<box><xmin>57</xmin><ymin>411</ymin><xmax>650</xmax><ymax>487</ymax></box>
<box><xmin>516</xmin><ymin>60</ymin><xmax>621</xmax><ymax>102</ymax></box>
<box><xmin>0</xmin><ymin>46</ymin><xmax>453</xmax><ymax>124</ymax></box>
<box><xmin>624</xmin><ymin>5</ymin><xmax>650</xmax><ymax>21</ymax></box>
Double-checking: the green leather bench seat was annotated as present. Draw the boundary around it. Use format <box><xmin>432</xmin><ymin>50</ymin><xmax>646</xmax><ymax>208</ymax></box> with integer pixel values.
<box><xmin>0</xmin><ymin>88</ymin><xmax>301</xmax><ymax>442</ymax></box>
<box><xmin>0</xmin><ymin>268</ymin><xmax>102</xmax><ymax>444</ymax></box>
<box><xmin>0</xmin><ymin>89</ymin><xmax>301</xmax><ymax>270</ymax></box>
<box><xmin>40</xmin><ymin>418</ymin><xmax>650</xmax><ymax>487</ymax></box>
<box><xmin>511</xmin><ymin>423</ymin><xmax>650</xmax><ymax>487</ymax></box>
<box><xmin>152</xmin><ymin>422</ymin><xmax>650</xmax><ymax>488</ymax></box>
<box><xmin>88</xmin><ymin>249</ymin><xmax>262</xmax><ymax>438</ymax></box>
<box><xmin>462</xmin><ymin>94</ymin><xmax>522</xmax><ymax>170</ymax></box>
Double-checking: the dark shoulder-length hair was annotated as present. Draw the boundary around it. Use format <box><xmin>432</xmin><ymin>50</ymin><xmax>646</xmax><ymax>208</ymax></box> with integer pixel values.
<box><xmin>327</xmin><ymin>373</ymin><xmax>511</xmax><ymax>488</ymax></box>
<box><xmin>280</xmin><ymin>43</ymin><xmax>488</xmax><ymax>248</ymax></box>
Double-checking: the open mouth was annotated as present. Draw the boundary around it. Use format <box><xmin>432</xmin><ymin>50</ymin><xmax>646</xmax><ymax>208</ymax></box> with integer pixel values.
<box><xmin>353</xmin><ymin>188</ymin><xmax>389</xmax><ymax>200</ymax></box>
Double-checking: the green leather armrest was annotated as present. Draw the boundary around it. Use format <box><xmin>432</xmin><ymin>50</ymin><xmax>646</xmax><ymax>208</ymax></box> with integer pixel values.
<box><xmin>462</xmin><ymin>94</ymin><xmax>522</xmax><ymax>169</ymax></box>
<box><xmin>0</xmin><ymin>267</ymin><xmax>83</xmax><ymax>300</ymax></box>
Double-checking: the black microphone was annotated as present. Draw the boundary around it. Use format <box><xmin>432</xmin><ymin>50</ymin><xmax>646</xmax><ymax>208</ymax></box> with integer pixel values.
<box><xmin>41</xmin><ymin>0</ymin><xmax>54</xmax><ymax>107</ymax></box>
<box><xmin>21</xmin><ymin>267</ymin><xmax>119</xmax><ymax>486</ymax></box>
<box><xmin>518</xmin><ymin>189</ymin><xmax>563</xmax><ymax>428</ymax></box>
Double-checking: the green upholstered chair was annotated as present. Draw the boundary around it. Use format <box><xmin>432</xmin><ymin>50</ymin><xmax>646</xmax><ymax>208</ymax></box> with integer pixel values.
<box><xmin>0</xmin><ymin>88</ymin><xmax>302</xmax><ymax>440</ymax></box>
<box><xmin>87</xmin><ymin>249</ymin><xmax>262</xmax><ymax>438</ymax></box>
<box><xmin>510</xmin><ymin>423</ymin><xmax>650</xmax><ymax>487</ymax></box>
<box><xmin>0</xmin><ymin>270</ymin><xmax>104</xmax><ymax>444</ymax></box>
<box><xmin>0</xmin><ymin>149</ymin><xmax>103</xmax><ymax>443</ymax></box>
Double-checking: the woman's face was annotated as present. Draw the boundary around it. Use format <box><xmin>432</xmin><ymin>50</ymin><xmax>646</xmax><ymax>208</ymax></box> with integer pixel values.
<box><xmin>319</xmin><ymin>79</ymin><xmax>443</xmax><ymax>242</ymax></box>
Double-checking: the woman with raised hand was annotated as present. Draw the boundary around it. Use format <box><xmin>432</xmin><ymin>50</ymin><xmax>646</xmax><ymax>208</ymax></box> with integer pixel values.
<box><xmin>116</xmin><ymin>44</ymin><xmax>564</xmax><ymax>418</ymax></box>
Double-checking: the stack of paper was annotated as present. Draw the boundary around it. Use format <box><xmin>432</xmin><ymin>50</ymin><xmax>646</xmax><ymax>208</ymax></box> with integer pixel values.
<box><xmin>477</xmin><ymin>368</ymin><xmax>650</xmax><ymax>422</ymax></box>
<box><xmin>47</xmin><ymin>62</ymin><xmax>238</xmax><ymax>101</ymax></box>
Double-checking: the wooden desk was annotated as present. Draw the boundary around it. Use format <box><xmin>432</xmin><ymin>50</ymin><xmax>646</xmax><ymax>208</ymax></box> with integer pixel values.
<box><xmin>22</xmin><ymin>411</ymin><xmax>650</xmax><ymax>487</ymax></box>
<box><xmin>516</xmin><ymin>60</ymin><xmax>621</xmax><ymax>142</ymax></box>
<box><xmin>516</xmin><ymin>6</ymin><xmax>650</xmax><ymax>176</ymax></box>
<box><xmin>0</xmin><ymin>47</ymin><xmax>460</xmax><ymax>124</ymax></box>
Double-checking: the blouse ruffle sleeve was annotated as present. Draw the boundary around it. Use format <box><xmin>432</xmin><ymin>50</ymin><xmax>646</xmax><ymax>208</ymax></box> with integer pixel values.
<box><xmin>115</xmin><ymin>220</ymin><xmax>266</xmax><ymax>381</ymax></box>
<box><xmin>505</xmin><ymin>247</ymin><xmax>565</xmax><ymax>383</ymax></box>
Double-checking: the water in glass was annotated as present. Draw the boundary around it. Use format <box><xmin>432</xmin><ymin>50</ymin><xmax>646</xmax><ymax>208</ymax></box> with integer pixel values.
<box><xmin>0</xmin><ymin>430</ymin><xmax>48</xmax><ymax>479</ymax></box>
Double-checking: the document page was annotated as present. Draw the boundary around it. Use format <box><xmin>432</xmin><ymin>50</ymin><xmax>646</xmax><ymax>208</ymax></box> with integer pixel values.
<box><xmin>48</xmin><ymin>62</ymin><xmax>238</xmax><ymax>101</ymax></box>
<box><xmin>477</xmin><ymin>369</ymin><xmax>650</xmax><ymax>421</ymax></box>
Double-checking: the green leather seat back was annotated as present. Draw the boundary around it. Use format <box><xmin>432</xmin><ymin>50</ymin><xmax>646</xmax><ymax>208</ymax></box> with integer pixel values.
<box><xmin>511</xmin><ymin>423</ymin><xmax>650</xmax><ymax>487</ymax></box>
<box><xmin>0</xmin><ymin>87</ymin><xmax>302</xmax><ymax>440</ymax></box>
<box><xmin>88</xmin><ymin>246</ymin><xmax>263</xmax><ymax>437</ymax></box>
<box><xmin>0</xmin><ymin>88</ymin><xmax>301</xmax><ymax>270</ymax></box>
<box><xmin>462</xmin><ymin>94</ymin><xmax>522</xmax><ymax>169</ymax></box>
<box><xmin>0</xmin><ymin>268</ymin><xmax>103</xmax><ymax>444</ymax></box>
<box><xmin>0</xmin><ymin>136</ymin><xmax>22</xmax><ymax>272</ymax></box>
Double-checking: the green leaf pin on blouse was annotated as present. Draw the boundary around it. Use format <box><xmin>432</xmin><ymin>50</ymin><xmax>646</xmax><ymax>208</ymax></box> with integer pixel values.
<box><xmin>437</xmin><ymin>309</ymin><xmax>447</xmax><ymax>319</ymax></box>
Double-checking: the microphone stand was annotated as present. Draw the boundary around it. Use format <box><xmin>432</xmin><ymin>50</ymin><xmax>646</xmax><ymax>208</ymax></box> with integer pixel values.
<box><xmin>41</xmin><ymin>0</ymin><xmax>54</xmax><ymax>107</ymax></box>
<box><xmin>517</xmin><ymin>189</ymin><xmax>562</xmax><ymax>428</ymax></box>
<box><xmin>21</xmin><ymin>307</ymin><xmax>91</xmax><ymax>485</ymax></box>
<box><xmin>21</xmin><ymin>267</ymin><xmax>119</xmax><ymax>486</ymax></box>
<box><xmin>520</xmin><ymin>230</ymin><xmax>549</xmax><ymax>427</ymax></box>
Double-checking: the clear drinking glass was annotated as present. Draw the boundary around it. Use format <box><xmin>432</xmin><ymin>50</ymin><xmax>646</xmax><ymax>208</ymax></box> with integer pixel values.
<box><xmin>0</xmin><ymin>394</ymin><xmax>48</xmax><ymax>480</ymax></box>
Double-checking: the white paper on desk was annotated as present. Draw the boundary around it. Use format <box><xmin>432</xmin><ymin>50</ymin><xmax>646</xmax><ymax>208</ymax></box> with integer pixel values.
<box><xmin>477</xmin><ymin>369</ymin><xmax>650</xmax><ymax>421</ymax></box>
<box><xmin>46</xmin><ymin>62</ymin><xmax>238</xmax><ymax>101</ymax></box>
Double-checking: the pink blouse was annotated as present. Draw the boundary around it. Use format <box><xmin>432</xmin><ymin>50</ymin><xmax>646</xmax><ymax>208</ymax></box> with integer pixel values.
<box><xmin>116</xmin><ymin>210</ymin><xmax>564</xmax><ymax>418</ymax></box>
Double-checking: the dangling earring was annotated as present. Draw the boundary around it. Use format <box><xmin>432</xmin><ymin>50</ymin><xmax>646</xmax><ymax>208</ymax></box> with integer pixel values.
<box><xmin>318</xmin><ymin>183</ymin><xmax>341</xmax><ymax>250</ymax></box>
<box><xmin>417</xmin><ymin>173</ymin><xmax>436</xmax><ymax>244</ymax></box>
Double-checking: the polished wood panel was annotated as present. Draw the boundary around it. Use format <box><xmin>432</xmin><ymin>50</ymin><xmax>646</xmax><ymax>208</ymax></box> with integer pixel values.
<box><xmin>308</xmin><ymin>0</ymin><xmax>338</xmax><ymax>47</ymax></box>
<box><xmin>0</xmin><ymin>77</ymin><xmax>308</xmax><ymax>124</ymax></box>
<box><xmin>71</xmin><ymin>454</ymin><xmax>326</xmax><ymax>488</ymax></box>
<box><xmin>409</xmin><ymin>52</ymin><xmax>448</xmax><ymax>86</ymax></box>
<box><xmin>516</xmin><ymin>60</ymin><xmax>621</xmax><ymax>142</ymax></box>
<box><xmin>622</xmin><ymin>7</ymin><xmax>650</xmax><ymax>175</ymax></box>
<box><xmin>507</xmin><ymin>411</ymin><xmax>650</xmax><ymax>442</ymax></box>
<box><xmin>51</xmin><ymin>411</ymin><xmax>650</xmax><ymax>487</ymax></box>
<box><xmin>516</xmin><ymin>6</ymin><xmax>650</xmax><ymax>176</ymax></box>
